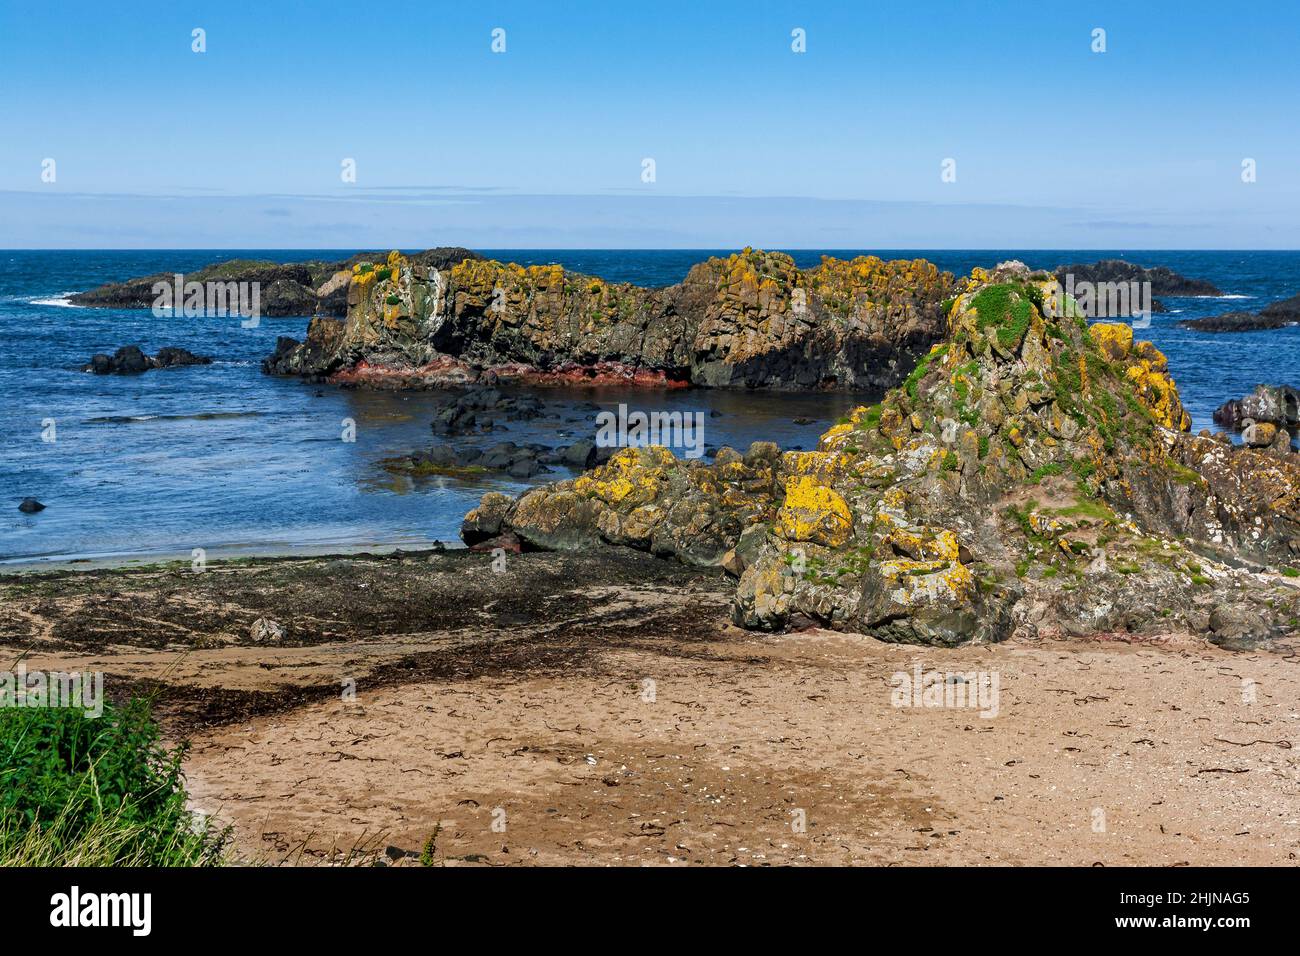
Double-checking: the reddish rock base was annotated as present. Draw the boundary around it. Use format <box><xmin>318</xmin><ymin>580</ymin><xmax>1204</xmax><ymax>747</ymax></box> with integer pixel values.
<box><xmin>328</xmin><ymin>357</ymin><xmax>689</xmax><ymax>390</ymax></box>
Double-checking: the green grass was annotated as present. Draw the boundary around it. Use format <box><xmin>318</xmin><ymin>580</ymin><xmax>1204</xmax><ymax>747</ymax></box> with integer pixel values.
<box><xmin>1027</xmin><ymin>462</ymin><xmax>1064</xmax><ymax>484</ymax></box>
<box><xmin>1164</xmin><ymin>460</ymin><xmax>1206</xmax><ymax>487</ymax></box>
<box><xmin>971</xmin><ymin>283</ymin><xmax>1034</xmax><ymax>350</ymax></box>
<box><xmin>0</xmin><ymin>699</ymin><xmax>227</xmax><ymax>866</ymax></box>
<box><xmin>903</xmin><ymin>345</ymin><xmax>948</xmax><ymax>400</ymax></box>
<box><xmin>858</xmin><ymin>404</ymin><xmax>883</xmax><ymax>430</ymax></box>
<box><xmin>1071</xmin><ymin>458</ymin><xmax>1097</xmax><ymax>480</ymax></box>
<box><xmin>1046</xmin><ymin>499</ymin><xmax>1116</xmax><ymax>523</ymax></box>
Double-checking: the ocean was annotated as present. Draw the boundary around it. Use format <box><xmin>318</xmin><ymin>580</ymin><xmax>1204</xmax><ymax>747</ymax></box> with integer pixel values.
<box><xmin>1</xmin><ymin>249</ymin><xmax>1297</xmax><ymax>564</ymax></box>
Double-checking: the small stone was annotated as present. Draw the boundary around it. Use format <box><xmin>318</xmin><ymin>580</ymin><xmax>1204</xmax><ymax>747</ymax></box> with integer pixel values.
<box><xmin>1242</xmin><ymin>421</ymin><xmax>1278</xmax><ymax>448</ymax></box>
<box><xmin>249</xmin><ymin>617</ymin><xmax>284</xmax><ymax>642</ymax></box>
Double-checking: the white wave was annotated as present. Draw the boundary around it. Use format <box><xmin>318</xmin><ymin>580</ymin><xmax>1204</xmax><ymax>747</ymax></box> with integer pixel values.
<box><xmin>30</xmin><ymin>292</ymin><xmax>84</xmax><ymax>307</ymax></box>
<box><xmin>1189</xmin><ymin>294</ymin><xmax>1252</xmax><ymax>300</ymax></box>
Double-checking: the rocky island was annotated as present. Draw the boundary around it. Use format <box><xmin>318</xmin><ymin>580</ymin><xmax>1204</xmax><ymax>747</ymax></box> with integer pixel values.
<box><xmin>262</xmin><ymin>248</ymin><xmax>955</xmax><ymax>391</ymax></box>
<box><xmin>1180</xmin><ymin>292</ymin><xmax>1300</xmax><ymax>332</ymax></box>
<box><xmin>69</xmin><ymin>248</ymin><xmax>483</xmax><ymax>318</ymax></box>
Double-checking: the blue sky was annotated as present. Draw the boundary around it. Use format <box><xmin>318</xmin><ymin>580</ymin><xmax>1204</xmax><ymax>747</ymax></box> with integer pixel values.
<box><xmin>1</xmin><ymin>0</ymin><xmax>1297</xmax><ymax>247</ymax></box>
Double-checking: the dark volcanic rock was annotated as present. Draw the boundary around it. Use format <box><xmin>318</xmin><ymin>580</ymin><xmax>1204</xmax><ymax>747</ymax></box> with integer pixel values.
<box><xmin>1054</xmin><ymin>259</ymin><xmax>1222</xmax><ymax>298</ymax></box>
<box><xmin>260</xmin><ymin>318</ymin><xmax>346</xmax><ymax>379</ymax></box>
<box><xmin>1260</xmin><ymin>293</ymin><xmax>1300</xmax><ymax>323</ymax></box>
<box><xmin>152</xmin><ymin>347</ymin><xmax>213</xmax><ymax>369</ymax></box>
<box><xmin>430</xmin><ymin>386</ymin><xmax>545</xmax><ymax>437</ymax></box>
<box><xmin>1213</xmin><ymin>384</ymin><xmax>1300</xmax><ymax>432</ymax></box>
<box><xmin>69</xmin><ymin>248</ymin><xmax>486</xmax><ymax>319</ymax></box>
<box><xmin>82</xmin><ymin>346</ymin><xmax>212</xmax><ymax>374</ymax></box>
<box><xmin>1180</xmin><ymin>311</ymin><xmax>1294</xmax><ymax>333</ymax></box>
<box><xmin>18</xmin><ymin>497</ymin><xmax>45</xmax><ymax>514</ymax></box>
<box><xmin>1179</xmin><ymin>292</ymin><xmax>1300</xmax><ymax>333</ymax></box>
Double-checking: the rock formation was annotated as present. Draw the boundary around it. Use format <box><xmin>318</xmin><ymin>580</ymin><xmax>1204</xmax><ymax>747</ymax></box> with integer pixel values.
<box><xmin>82</xmin><ymin>345</ymin><xmax>212</xmax><ymax>374</ymax></box>
<box><xmin>467</xmin><ymin>262</ymin><xmax>1300</xmax><ymax>648</ymax></box>
<box><xmin>70</xmin><ymin>248</ymin><xmax>483</xmax><ymax>318</ymax></box>
<box><xmin>1181</xmin><ymin>293</ymin><xmax>1300</xmax><ymax>332</ymax></box>
<box><xmin>1179</xmin><ymin>311</ymin><xmax>1296</xmax><ymax>333</ymax></box>
<box><xmin>1213</xmin><ymin>384</ymin><xmax>1299</xmax><ymax>431</ymax></box>
<box><xmin>1053</xmin><ymin>259</ymin><xmax>1222</xmax><ymax>315</ymax></box>
<box><xmin>262</xmin><ymin>248</ymin><xmax>955</xmax><ymax>391</ymax></box>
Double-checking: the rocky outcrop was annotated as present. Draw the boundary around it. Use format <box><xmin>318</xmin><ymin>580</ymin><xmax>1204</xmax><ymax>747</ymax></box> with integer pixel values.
<box><xmin>1180</xmin><ymin>292</ymin><xmax>1300</xmax><ymax>332</ymax></box>
<box><xmin>82</xmin><ymin>345</ymin><xmax>212</xmax><ymax>374</ymax></box>
<box><xmin>1054</xmin><ymin>259</ymin><xmax>1222</xmax><ymax>316</ymax></box>
<box><xmin>1260</xmin><ymin>292</ymin><xmax>1300</xmax><ymax>323</ymax></box>
<box><xmin>1213</xmin><ymin>384</ymin><xmax>1300</xmax><ymax>431</ymax></box>
<box><xmin>1052</xmin><ymin>259</ymin><xmax>1230</xmax><ymax>317</ymax></box>
<box><xmin>70</xmin><ymin>248</ymin><xmax>484</xmax><ymax>318</ymax></box>
<box><xmin>466</xmin><ymin>262</ymin><xmax>1300</xmax><ymax>648</ymax></box>
<box><xmin>263</xmin><ymin>248</ymin><xmax>955</xmax><ymax>391</ymax></box>
<box><xmin>1179</xmin><ymin>311</ymin><xmax>1295</xmax><ymax>333</ymax></box>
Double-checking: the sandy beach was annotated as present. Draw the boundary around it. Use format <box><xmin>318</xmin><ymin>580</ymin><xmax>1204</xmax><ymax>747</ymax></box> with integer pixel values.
<box><xmin>5</xmin><ymin>548</ymin><xmax>1297</xmax><ymax>866</ymax></box>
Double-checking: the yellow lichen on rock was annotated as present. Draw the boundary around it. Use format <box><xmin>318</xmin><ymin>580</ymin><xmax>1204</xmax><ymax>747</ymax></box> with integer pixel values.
<box><xmin>876</xmin><ymin>555</ymin><xmax>974</xmax><ymax>607</ymax></box>
<box><xmin>1088</xmin><ymin>322</ymin><xmax>1133</xmax><ymax>361</ymax></box>
<box><xmin>1126</xmin><ymin>342</ymin><xmax>1191</xmax><ymax>431</ymax></box>
<box><xmin>883</xmin><ymin>525</ymin><xmax>962</xmax><ymax>563</ymax></box>
<box><xmin>780</xmin><ymin>450</ymin><xmax>848</xmax><ymax>482</ymax></box>
<box><xmin>573</xmin><ymin>446</ymin><xmax>675</xmax><ymax>507</ymax></box>
<box><xmin>775</xmin><ymin>475</ymin><xmax>853</xmax><ymax>547</ymax></box>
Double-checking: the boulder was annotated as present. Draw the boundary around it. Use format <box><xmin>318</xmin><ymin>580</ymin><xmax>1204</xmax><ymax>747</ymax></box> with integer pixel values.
<box><xmin>1212</xmin><ymin>384</ymin><xmax>1300</xmax><ymax>431</ymax></box>
<box><xmin>17</xmin><ymin>497</ymin><xmax>45</xmax><ymax>514</ymax></box>
<box><xmin>461</xmin><ymin>492</ymin><xmax>514</xmax><ymax>545</ymax></box>
<box><xmin>82</xmin><ymin>345</ymin><xmax>212</xmax><ymax>374</ymax></box>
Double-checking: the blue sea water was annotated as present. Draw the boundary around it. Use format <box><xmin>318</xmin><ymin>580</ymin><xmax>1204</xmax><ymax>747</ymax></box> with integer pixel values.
<box><xmin>1</xmin><ymin>249</ymin><xmax>1297</xmax><ymax>564</ymax></box>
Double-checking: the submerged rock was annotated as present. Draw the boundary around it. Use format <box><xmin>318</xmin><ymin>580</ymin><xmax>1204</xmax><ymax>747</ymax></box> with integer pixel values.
<box><xmin>17</xmin><ymin>497</ymin><xmax>45</xmax><ymax>514</ymax></box>
<box><xmin>465</xmin><ymin>261</ymin><xmax>1300</xmax><ymax>647</ymax></box>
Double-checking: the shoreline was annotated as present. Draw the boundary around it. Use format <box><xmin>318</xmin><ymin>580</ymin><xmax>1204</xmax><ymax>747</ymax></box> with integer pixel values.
<box><xmin>0</xmin><ymin>540</ymin><xmax>466</xmax><ymax>575</ymax></box>
<box><xmin>6</xmin><ymin>546</ymin><xmax>1296</xmax><ymax>866</ymax></box>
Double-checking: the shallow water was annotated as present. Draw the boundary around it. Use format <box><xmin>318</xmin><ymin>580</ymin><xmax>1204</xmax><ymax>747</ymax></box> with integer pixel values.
<box><xmin>2</xmin><ymin>249</ymin><xmax>1296</xmax><ymax>563</ymax></box>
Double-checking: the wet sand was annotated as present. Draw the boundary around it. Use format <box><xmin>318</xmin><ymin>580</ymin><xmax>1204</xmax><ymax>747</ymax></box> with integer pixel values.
<box><xmin>3</xmin><ymin>549</ymin><xmax>1298</xmax><ymax>866</ymax></box>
